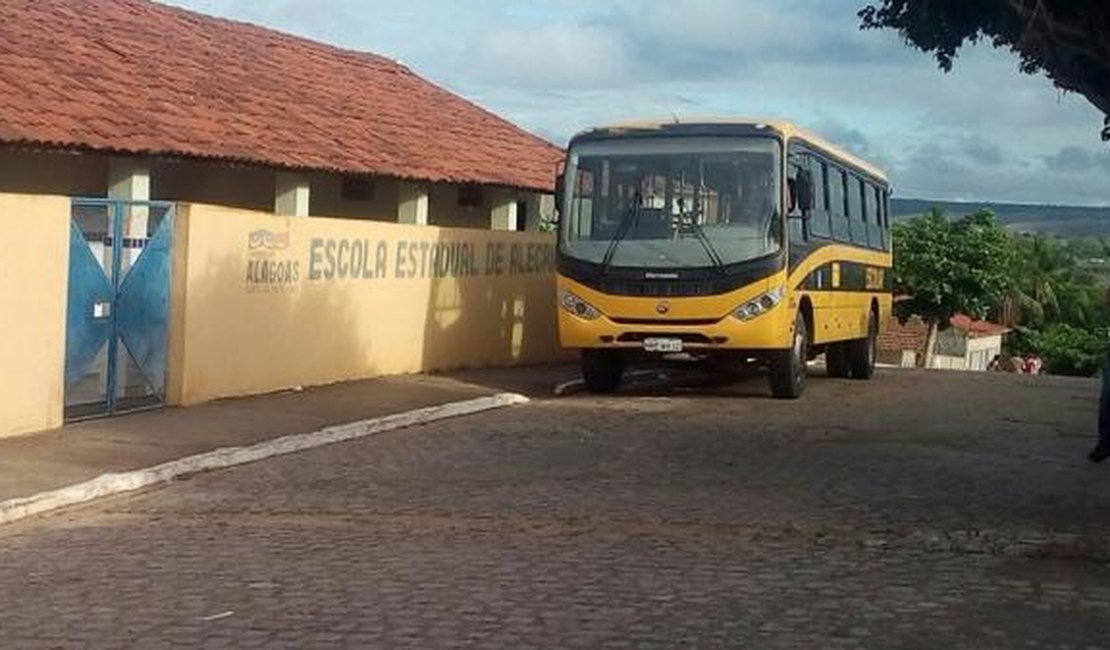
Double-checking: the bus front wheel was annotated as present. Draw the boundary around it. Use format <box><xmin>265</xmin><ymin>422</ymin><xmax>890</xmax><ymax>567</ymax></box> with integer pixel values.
<box><xmin>769</xmin><ymin>313</ymin><xmax>808</xmax><ymax>399</ymax></box>
<box><xmin>581</xmin><ymin>349</ymin><xmax>624</xmax><ymax>394</ymax></box>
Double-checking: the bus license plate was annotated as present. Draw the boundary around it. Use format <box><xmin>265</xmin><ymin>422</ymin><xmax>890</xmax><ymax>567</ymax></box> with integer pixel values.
<box><xmin>644</xmin><ymin>338</ymin><xmax>683</xmax><ymax>353</ymax></box>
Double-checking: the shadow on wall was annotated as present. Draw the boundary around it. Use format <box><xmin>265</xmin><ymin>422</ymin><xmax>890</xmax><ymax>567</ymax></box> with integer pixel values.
<box><xmin>420</xmin><ymin>230</ymin><xmax>563</xmax><ymax>374</ymax></box>
<box><xmin>179</xmin><ymin>250</ymin><xmax>371</xmax><ymax>404</ymax></box>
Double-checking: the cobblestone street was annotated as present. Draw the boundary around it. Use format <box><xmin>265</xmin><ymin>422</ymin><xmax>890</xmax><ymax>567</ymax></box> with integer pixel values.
<box><xmin>2</xmin><ymin>369</ymin><xmax>1109</xmax><ymax>648</ymax></box>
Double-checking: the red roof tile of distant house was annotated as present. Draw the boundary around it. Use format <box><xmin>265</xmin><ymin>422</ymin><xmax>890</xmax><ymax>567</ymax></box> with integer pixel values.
<box><xmin>0</xmin><ymin>0</ymin><xmax>563</xmax><ymax>192</ymax></box>
<box><xmin>949</xmin><ymin>314</ymin><xmax>1010</xmax><ymax>338</ymax></box>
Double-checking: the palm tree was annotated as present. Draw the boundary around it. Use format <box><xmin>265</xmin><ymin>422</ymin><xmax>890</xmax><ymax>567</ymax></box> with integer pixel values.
<box><xmin>1004</xmin><ymin>235</ymin><xmax>1068</xmax><ymax>328</ymax></box>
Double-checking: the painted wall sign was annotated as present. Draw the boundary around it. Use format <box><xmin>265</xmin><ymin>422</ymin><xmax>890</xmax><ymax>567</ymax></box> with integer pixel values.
<box><xmin>181</xmin><ymin>206</ymin><xmax>564</xmax><ymax>407</ymax></box>
<box><xmin>246</xmin><ymin>229</ymin><xmax>301</xmax><ymax>293</ymax></box>
<box><xmin>247</xmin><ymin>230</ymin><xmax>556</xmax><ymax>292</ymax></box>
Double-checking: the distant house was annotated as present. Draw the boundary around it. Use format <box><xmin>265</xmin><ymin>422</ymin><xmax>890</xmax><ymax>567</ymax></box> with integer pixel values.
<box><xmin>935</xmin><ymin>315</ymin><xmax>1011</xmax><ymax>371</ymax></box>
<box><xmin>878</xmin><ymin>315</ymin><xmax>1010</xmax><ymax>370</ymax></box>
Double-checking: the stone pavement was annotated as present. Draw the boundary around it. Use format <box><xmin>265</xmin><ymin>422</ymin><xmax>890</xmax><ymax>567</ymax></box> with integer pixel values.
<box><xmin>0</xmin><ymin>367</ymin><xmax>1108</xmax><ymax>648</ymax></box>
<box><xmin>0</xmin><ymin>364</ymin><xmax>576</xmax><ymax>503</ymax></box>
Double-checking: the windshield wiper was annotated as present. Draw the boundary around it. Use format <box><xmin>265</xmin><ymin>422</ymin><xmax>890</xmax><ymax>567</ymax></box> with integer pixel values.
<box><xmin>600</xmin><ymin>197</ymin><xmax>642</xmax><ymax>274</ymax></box>
<box><xmin>682</xmin><ymin>216</ymin><xmax>726</xmax><ymax>274</ymax></box>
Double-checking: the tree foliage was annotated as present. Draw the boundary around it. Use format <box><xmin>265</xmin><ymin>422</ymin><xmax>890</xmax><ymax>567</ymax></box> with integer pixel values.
<box><xmin>859</xmin><ymin>0</ymin><xmax>1110</xmax><ymax>140</ymax></box>
<box><xmin>894</xmin><ymin>208</ymin><xmax>1110</xmax><ymax>376</ymax></box>
<box><xmin>1004</xmin><ymin>234</ymin><xmax>1106</xmax><ymax>329</ymax></box>
<box><xmin>1012</xmin><ymin>324</ymin><xmax>1108</xmax><ymax>376</ymax></box>
<box><xmin>893</xmin><ymin>209</ymin><xmax>1015</xmax><ymax>326</ymax></box>
<box><xmin>893</xmin><ymin>209</ymin><xmax>1017</xmax><ymax>367</ymax></box>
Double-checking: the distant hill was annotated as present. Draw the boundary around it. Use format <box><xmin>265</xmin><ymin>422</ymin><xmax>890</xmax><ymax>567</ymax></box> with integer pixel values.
<box><xmin>892</xmin><ymin>199</ymin><xmax>1110</xmax><ymax>237</ymax></box>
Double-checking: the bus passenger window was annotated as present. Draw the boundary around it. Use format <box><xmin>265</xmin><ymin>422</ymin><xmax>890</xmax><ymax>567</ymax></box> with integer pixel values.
<box><xmin>829</xmin><ymin>168</ymin><xmax>849</xmax><ymax>242</ymax></box>
<box><xmin>805</xmin><ymin>158</ymin><xmax>831</xmax><ymax>239</ymax></box>
<box><xmin>787</xmin><ymin>161</ymin><xmax>807</xmax><ymax>245</ymax></box>
<box><xmin>866</xmin><ymin>183</ymin><xmax>883</xmax><ymax>250</ymax></box>
<box><xmin>849</xmin><ymin>177</ymin><xmax>867</xmax><ymax>246</ymax></box>
<box><xmin>882</xmin><ymin>188</ymin><xmax>893</xmax><ymax>249</ymax></box>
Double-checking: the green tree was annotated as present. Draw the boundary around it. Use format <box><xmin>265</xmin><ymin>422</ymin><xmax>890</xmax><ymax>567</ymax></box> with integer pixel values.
<box><xmin>859</xmin><ymin>1</ymin><xmax>1110</xmax><ymax>140</ymax></box>
<box><xmin>893</xmin><ymin>209</ymin><xmax>1016</xmax><ymax>365</ymax></box>
<box><xmin>1015</xmin><ymin>323</ymin><xmax>1108</xmax><ymax>376</ymax></box>
<box><xmin>1005</xmin><ymin>235</ymin><xmax>1067</xmax><ymax>326</ymax></box>
<box><xmin>1005</xmin><ymin>234</ymin><xmax>1107</xmax><ymax>329</ymax></box>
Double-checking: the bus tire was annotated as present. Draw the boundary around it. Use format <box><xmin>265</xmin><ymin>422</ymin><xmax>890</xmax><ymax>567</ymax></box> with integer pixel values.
<box><xmin>848</xmin><ymin>311</ymin><xmax>878</xmax><ymax>380</ymax></box>
<box><xmin>770</xmin><ymin>312</ymin><xmax>807</xmax><ymax>399</ymax></box>
<box><xmin>582</xmin><ymin>349</ymin><xmax>624</xmax><ymax>394</ymax></box>
<box><xmin>826</xmin><ymin>342</ymin><xmax>851</xmax><ymax>378</ymax></box>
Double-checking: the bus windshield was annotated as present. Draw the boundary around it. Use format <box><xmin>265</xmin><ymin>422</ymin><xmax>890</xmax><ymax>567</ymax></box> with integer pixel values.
<box><xmin>561</xmin><ymin>137</ymin><xmax>782</xmax><ymax>269</ymax></box>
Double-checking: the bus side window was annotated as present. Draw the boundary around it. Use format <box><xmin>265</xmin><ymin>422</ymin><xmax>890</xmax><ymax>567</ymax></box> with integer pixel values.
<box><xmin>786</xmin><ymin>158</ymin><xmax>806</xmax><ymax>245</ymax></box>
<box><xmin>849</xmin><ymin>176</ymin><xmax>867</xmax><ymax>246</ymax></box>
<box><xmin>829</xmin><ymin>167</ymin><xmax>849</xmax><ymax>242</ymax></box>
<box><xmin>808</xmin><ymin>157</ymin><xmax>831</xmax><ymax>239</ymax></box>
<box><xmin>882</xmin><ymin>188</ymin><xmax>892</xmax><ymax>250</ymax></box>
<box><xmin>866</xmin><ymin>182</ymin><xmax>883</xmax><ymax>250</ymax></box>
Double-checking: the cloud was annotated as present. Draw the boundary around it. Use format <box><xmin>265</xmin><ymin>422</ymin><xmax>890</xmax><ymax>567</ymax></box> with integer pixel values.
<box><xmin>463</xmin><ymin>23</ymin><xmax>634</xmax><ymax>89</ymax></box>
<box><xmin>961</xmin><ymin>138</ymin><xmax>1004</xmax><ymax>167</ymax></box>
<box><xmin>891</xmin><ymin>140</ymin><xmax>1110</xmax><ymax>206</ymax></box>
<box><xmin>158</xmin><ymin>0</ymin><xmax>1110</xmax><ymax>206</ymax></box>
<box><xmin>1043</xmin><ymin>146</ymin><xmax>1110</xmax><ymax>174</ymax></box>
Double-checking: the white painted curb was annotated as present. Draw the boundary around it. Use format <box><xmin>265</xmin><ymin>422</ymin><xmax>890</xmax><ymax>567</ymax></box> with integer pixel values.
<box><xmin>0</xmin><ymin>392</ymin><xmax>530</xmax><ymax>526</ymax></box>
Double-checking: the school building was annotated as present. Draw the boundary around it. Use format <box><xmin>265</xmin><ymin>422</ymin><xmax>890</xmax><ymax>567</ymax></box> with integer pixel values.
<box><xmin>0</xmin><ymin>0</ymin><xmax>566</xmax><ymax>437</ymax></box>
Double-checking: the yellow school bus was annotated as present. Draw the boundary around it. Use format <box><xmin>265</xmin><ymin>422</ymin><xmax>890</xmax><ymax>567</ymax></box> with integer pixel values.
<box><xmin>555</xmin><ymin>119</ymin><xmax>893</xmax><ymax>398</ymax></box>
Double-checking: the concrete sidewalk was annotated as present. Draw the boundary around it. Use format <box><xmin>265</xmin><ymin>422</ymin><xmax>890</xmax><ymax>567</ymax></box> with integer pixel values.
<box><xmin>0</xmin><ymin>364</ymin><xmax>576</xmax><ymax>505</ymax></box>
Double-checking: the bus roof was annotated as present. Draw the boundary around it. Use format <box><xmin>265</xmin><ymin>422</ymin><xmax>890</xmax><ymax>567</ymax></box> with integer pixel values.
<box><xmin>569</xmin><ymin>118</ymin><xmax>889</xmax><ymax>183</ymax></box>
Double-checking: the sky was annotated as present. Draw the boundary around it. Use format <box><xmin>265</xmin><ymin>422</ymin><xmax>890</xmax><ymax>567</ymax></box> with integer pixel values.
<box><xmin>162</xmin><ymin>0</ymin><xmax>1110</xmax><ymax>206</ymax></box>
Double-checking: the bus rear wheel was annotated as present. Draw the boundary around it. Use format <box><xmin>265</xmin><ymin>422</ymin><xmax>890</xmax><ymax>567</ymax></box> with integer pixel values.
<box><xmin>826</xmin><ymin>342</ymin><xmax>851</xmax><ymax>378</ymax></box>
<box><xmin>581</xmin><ymin>349</ymin><xmax>624</xmax><ymax>394</ymax></box>
<box><xmin>848</xmin><ymin>311</ymin><xmax>878</xmax><ymax>380</ymax></box>
<box><xmin>770</xmin><ymin>312</ymin><xmax>807</xmax><ymax>399</ymax></box>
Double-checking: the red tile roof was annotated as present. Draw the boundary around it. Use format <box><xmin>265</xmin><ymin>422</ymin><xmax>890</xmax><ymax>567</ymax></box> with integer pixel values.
<box><xmin>949</xmin><ymin>314</ymin><xmax>1010</xmax><ymax>338</ymax></box>
<box><xmin>0</xmin><ymin>0</ymin><xmax>563</xmax><ymax>192</ymax></box>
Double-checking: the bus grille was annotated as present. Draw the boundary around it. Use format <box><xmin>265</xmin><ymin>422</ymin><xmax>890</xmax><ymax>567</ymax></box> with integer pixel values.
<box><xmin>597</xmin><ymin>279</ymin><xmax>727</xmax><ymax>297</ymax></box>
<box><xmin>611</xmin><ymin>317</ymin><xmax>722</xmax><ymax>326</ymax></box>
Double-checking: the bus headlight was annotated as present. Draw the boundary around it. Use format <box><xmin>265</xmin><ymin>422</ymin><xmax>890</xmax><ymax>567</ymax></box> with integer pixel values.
<box><xmin>732</xmin><ymin>286</ymin><xmax>785</xmax><ymax>321</ymax></box>
<box><xmin>560</xmin><ymin>290</ymin><xmax>601</xmax><ymax>320</ymax></box>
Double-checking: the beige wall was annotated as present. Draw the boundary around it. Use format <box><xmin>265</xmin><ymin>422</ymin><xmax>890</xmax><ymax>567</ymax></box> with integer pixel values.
<box><xmin>170</xmin><ymin>203</ymin><xmax>562</xmax><ymax>405</ymax></box>
<box><xmin>0</xmin><ymin>194</ymin><xmax>70</xmax><ymax>437</ymax></box>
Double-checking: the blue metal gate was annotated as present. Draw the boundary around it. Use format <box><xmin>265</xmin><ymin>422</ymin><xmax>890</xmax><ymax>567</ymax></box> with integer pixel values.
<box><xmin>65</xmin><ymin>199</ymin><xmax>174</xmax><ymax>420</ymax></box>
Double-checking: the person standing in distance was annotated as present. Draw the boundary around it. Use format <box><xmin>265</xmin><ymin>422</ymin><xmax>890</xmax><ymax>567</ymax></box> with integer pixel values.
<box><xmin>1090</xmin><ymin>287</ymin><xmax>1110</xmax><ymax>463</ymax></box>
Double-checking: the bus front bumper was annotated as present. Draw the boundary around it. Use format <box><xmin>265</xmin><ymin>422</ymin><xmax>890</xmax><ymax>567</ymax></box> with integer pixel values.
<box><xmin>557</xmin><ymin>276</ymin><xmax>795</xmax><ymax>353</ymax></box>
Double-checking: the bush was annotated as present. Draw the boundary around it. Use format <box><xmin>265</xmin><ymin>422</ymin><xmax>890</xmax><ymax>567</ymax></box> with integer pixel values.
<box><xmin>1016</xmin><ymin>324</ymin><xmax>1108</xmax><ymax>377</ymax></box>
